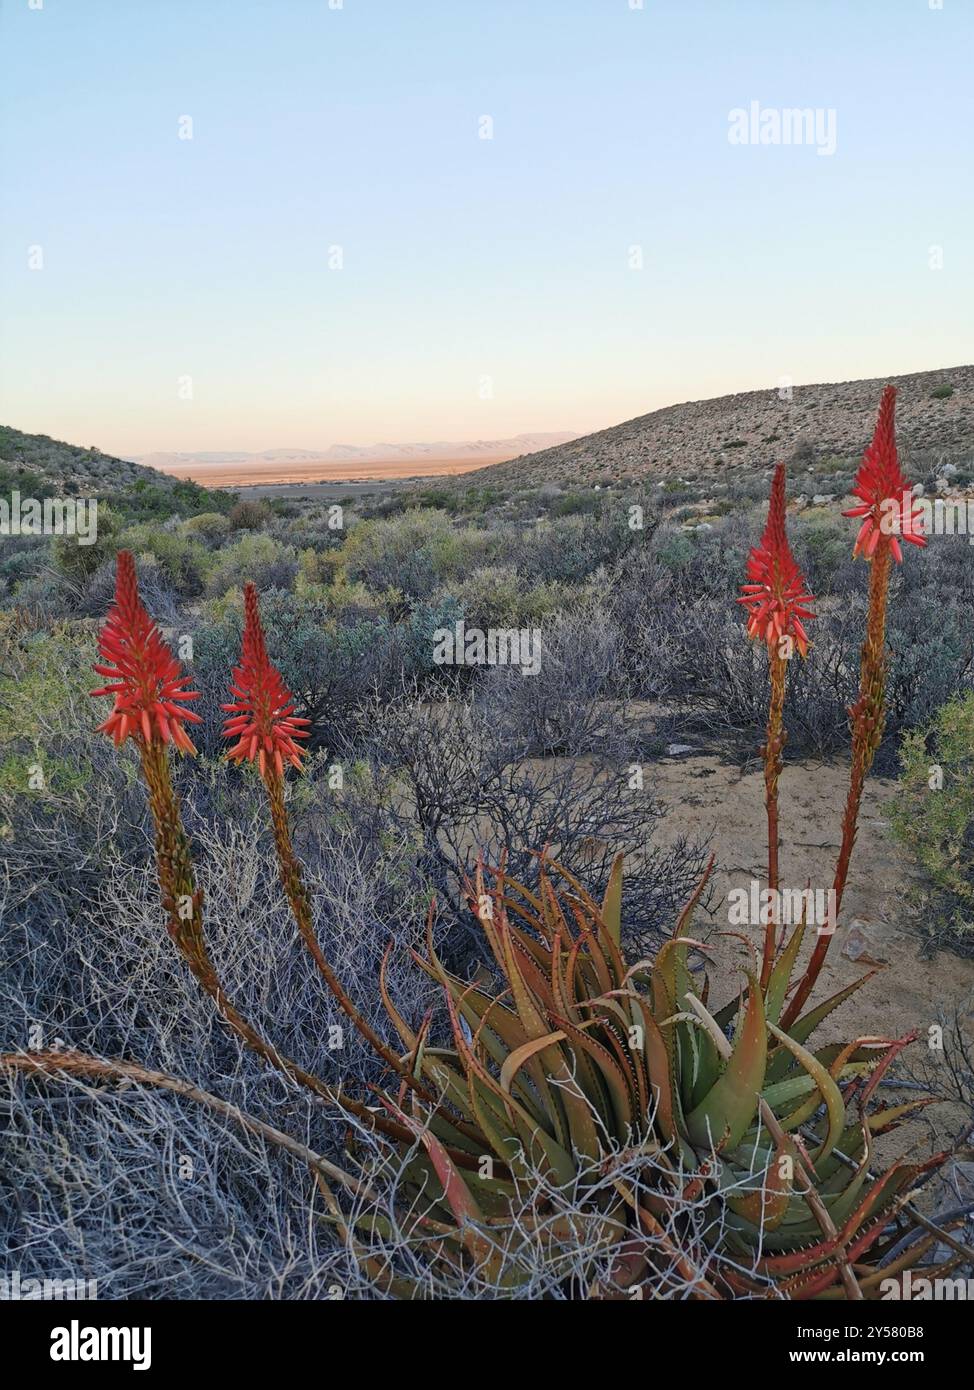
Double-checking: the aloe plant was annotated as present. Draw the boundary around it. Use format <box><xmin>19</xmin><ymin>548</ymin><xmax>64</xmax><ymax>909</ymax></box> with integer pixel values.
<box><xmin>316</xmin><ymin>851</ymin><xmax>948</xmax><ymax>1299</ymax></box>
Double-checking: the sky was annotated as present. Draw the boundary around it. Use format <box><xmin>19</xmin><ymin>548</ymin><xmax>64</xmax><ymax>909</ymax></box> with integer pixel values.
<box><xmin>1</xmin><ymin>0</ymin><xmax>972</xmax><ymax>459</ymax></box>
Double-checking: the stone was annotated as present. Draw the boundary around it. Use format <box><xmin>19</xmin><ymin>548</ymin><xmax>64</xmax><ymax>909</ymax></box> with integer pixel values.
<box><xmin>841</xmin><ymin>920</ymin><xmax>888</xmax><ymax>965</ymax></box>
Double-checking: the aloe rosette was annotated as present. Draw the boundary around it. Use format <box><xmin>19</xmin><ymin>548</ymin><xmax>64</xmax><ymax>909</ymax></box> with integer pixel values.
<box><xmin>349</xmin><ymin>854</ymin><xmax>949</xmax><ymax>1299</ymax></box>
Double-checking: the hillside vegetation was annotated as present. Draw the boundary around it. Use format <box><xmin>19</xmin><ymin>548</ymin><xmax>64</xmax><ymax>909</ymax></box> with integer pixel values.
<box><xmin>463</xmin><ymin>364</ymin><xmax>974</xmax><ymax>489</ymax></box>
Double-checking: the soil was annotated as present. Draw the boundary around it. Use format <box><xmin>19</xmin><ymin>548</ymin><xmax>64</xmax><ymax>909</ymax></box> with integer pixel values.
<box><xmin>154</xmin><ymin>455</ymin><xmax>515</xmax><ymax>487</ymax></box>
<box><xmin>647</xmin><ymin>751</ymin><xmax>974</xmax><ymax>1159</ymax></box>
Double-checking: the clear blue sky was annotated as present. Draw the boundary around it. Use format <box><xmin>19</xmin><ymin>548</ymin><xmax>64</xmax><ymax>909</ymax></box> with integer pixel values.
<box><xmin>1</xmin><ymin>0</ymin><xmax>971</xmax><ymax>457</ymax></box>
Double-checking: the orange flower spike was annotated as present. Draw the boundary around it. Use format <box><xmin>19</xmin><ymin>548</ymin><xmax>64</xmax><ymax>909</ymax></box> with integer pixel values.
<box><xmin>91</xmin><ymin>551</ymin><xmax>202</xmax><ymax>753</ymax></box>
<box><xmin>222</xmin><ymin>586</ymin><xmax>428</xmax><ymax>1095</ymax></box>
<box><xmin>738</xmin><ymin>465</ymin><xmax>815</xmax><ymax>985</ymax></box>
<box><xmin>221</xmin><ymin>584</ymin><xmax>310</xmax><ymax>770</ymax></box>
<box><xmin>842</xmin><ymin>385</ymin><xmax>926</xmax><ymax>563</ymax></box>
<box><xmin>784</xmin><ymin>386</ymin><xmax>925</xmax><ymax>1029</ymax></box>
<box><xmin>738</xmin><ymin>463</ymin><xmax>815</xmax><ymax>657</ymax></box>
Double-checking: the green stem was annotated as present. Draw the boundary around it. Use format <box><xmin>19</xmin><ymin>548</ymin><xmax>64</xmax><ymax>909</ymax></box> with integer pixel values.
<box><xmin>261</xmin><ymin>766</ymin><xmax>436</xmax><ymax>1101</ymax></box>
<box><xmin>137</xmin><ymin>739</ymin><xmax>413</xmax><ymax>1144</ymax></box>
<box><xmin>760</xmin><ymin>650</ymin><xmax>787</xmax><ymax>988</ymax></box>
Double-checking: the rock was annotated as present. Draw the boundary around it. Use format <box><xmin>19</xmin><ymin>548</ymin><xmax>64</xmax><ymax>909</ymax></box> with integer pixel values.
<box><xmin>812</xmin><ymin>493</ymin><xmax>835</xmax><ymax>505</ymax></box>
<box><xmin>665</xmin><ymin>743</ymin><xmax>695</xmax><ymax>757</ymax></box>
<box><xmin>935</xmin><ymin>476</ymin><xmax>951</xmax><ymax>494</ymax></box>
<box><xmin>841</xmin><ymin>920</ymin><xmax>888</xmax><ymax>965</ymax></box>
<box><xmin>942</xmin><ymin>463</ymin><xmax>958</xmax><ymax>478</ymax></box>
<box><xmin>695</xmin><ymin>522</ymin><xmax>713</xmax><ymax>533</ymax></box>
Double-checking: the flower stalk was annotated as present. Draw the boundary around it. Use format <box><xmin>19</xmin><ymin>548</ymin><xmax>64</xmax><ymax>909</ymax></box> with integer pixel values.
<box><xmin>782</xmin><ymin>386</ymin><xmax>924</xmax><ymax>1029</ymax></box>
<box><xmin>92</xmin><ymin>556</ymin><xmax>415</xmax><ymax>1143</ymax></box>
<box><xmin>761</xmin><ymin>647</ymin><xmax>787</xmax><ymax>982</ymax></box>
<box><xmin>225</xmin><ymin>583</ymin><xmax>435</xmax><ymax>1097</ymax></box>
<box><xmin>738</xmin><ymin>464</ymin><xmax>814</xmax><ymax>986</ymax></box>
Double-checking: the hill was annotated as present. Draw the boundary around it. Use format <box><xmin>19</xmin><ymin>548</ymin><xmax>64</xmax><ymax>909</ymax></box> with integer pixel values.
<box><xmin>462</xmin><ymin>365</ymin><xmax>973</xmax><ymax>489</ymax></box>
<box><xmin>0</xmin><ymin>425</ymin><xmax>234</xmax><ymax>518</ymax></box>
<box><xmin>0</xmin><ymin>425</ymin><xmax>190</xmax><ymax>495</ymax></box>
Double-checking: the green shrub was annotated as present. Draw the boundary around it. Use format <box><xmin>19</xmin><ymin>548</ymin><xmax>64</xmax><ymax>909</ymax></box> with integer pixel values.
<box><xmin>460</xmin><ymin>485</ymin><xmax>504</xmax><ymax>515</ymax></box>
<box><xmin>205</xmin><ymin>532</ymin><xmax>298</xmax><ymax>596</ymax></box>
<box><xmin>511</xmin><ymin>508</ymin><xmax>646</xmax><ymax>586</ymax></box>
<box><xmin>192</xmin><ymin>588</ymin><xmax>460</xmax><ymax>752</ymax></box>
<box><xmin>229</xmin><ymin>499</ymin><xmax>271</xmax><ymax>530</ymax></box>
<box><xmin>0</xmin><ymin>619</ymin><xmax>94</xmax><ymax>745</ymax></box>
<box><xmin>314</xmin><ymin>570</ymin><xmax>389</xmax><ymax>617</ymax></box>
<box><xmin>0</xmin><ymin>545</ymin><xmax>45</xmax><ymax>592</ymax></box>
<box><xmin>49</xmin><ymin>502</ymin><xmax>124</xmax><ymax>582</ymax></box>
<box><xmin>0</xmin><ymin>461</ymin><xmax>58</xmax><ymax>501</ymax></box>
<box><xmin>411</xmin><ymin>486</ymin><xmax>461</xmax><ymax>513</ymax></box>
<box><xmin>267</xmin><ymin>497</ymin><xmax>302</xmax><ymax>518</ymax></box>
<box><xmin>930</xmin><ymin>384</ymin><xmax>954</xmax><ymax>400</ymax></box>
<box><xmin>337</xmin><ymin>508</ymin><xmax>493</xmax><ymax>599</ymax></box>
<box><xmin>112</xmin><ymin>477</ymin><xmax>236</xmax><ymax>523</ymax></box>
<box><xmin>653</xmin><ymin>529</ymin><xmax>693</xmax><ymax>571</ymax></box>
<box><xmin>891</xmin><ymin>692</ymin><xmax>974</xmax><ymax>954</ymax></box>
<box><xmin>794</xmin><ymin>516</ymin><xmax>852</xmax><ymax>592</ymax></box>
<box><xmin>440</xmin><ymin>565</ymin><xmax>569</xmax><ymax>630</ymax></box>
<box><xmin>0</xmin><ymin>618</ymin><xmax>95</xmax><ymax>800</ymax></box>
<box><xmin>551</xmin><ymin>490</ymin><xmax>600</xmax><ymax>516</ymax></box>
<box><xmin>117</xmin><ymin>523</ymin><xmax>211</xmax><ymax>596</ymax></box>
<box><xmin>184</xmin><ymin>511</ymin><xmax>231</xmax><ymax>538</ymax></box>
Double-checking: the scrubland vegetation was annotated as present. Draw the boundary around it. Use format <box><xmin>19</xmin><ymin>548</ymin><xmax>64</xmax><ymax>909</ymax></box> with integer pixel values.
<box><xmin>2</xmin><ymin>401</ymin><xmax>974</xmax><ymax>1299</ymax></box>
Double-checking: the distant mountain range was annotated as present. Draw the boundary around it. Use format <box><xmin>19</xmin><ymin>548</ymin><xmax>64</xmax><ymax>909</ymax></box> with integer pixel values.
<box><xmin>4</xmin><ymin>367</ymin><xmax>972</xmax><ymax>502</ymax></box>
<box><xmin>132</xmin><ymin>433</ymin><xmax>578</xmax><ymax>483</ymax></box>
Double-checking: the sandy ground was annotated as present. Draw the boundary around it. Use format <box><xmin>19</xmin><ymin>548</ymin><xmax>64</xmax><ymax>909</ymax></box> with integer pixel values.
<box><xmin>157</xmin><ymin>455</ymin><xmax>511</xmax><ymax>487</ymax></box>
<box><xmin>645</xmin><ymin>752</ymin><xmax>974</xmax><ymax>1160</ymax></box>
<box><xmin>647</xmin><ymin>752</ymin><xmax>974</xmax><ymax>1044</ymax></box>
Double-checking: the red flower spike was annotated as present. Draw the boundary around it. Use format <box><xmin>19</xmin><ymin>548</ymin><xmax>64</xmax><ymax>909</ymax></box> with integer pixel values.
<box><xmin>842</xmin><ymin>385</ymin><xmax>926</xmax><ymax>563</ymax></box>
<box><xmin>221</xmin><ymin>584</ymin><xmax>310</xmax><ymax>773</ymax></box>
<box><xmin>91</xmin><ymin>551</ymin><xmax>202</xmax><ymax>753</ymax></box>
<box><xmin>738</xmin><ymin>464</ymin><xmax>815</xmax><ymax>658</ymax></box>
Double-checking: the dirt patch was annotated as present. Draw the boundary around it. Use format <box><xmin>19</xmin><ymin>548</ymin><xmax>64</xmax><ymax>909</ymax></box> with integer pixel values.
<box><xmin>155</xmin><ymin>455</ymin><xmax>514</xmax><ymax>487</ymax></box>
<box><xmin>647</xmin><ymin>752</ymin><xmax>974</xmax><ymax>1154</ymax></box>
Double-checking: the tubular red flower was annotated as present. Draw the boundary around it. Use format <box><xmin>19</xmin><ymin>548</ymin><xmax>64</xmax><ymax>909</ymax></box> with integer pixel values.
<box><xmin>91</xmin><ymin>551</ymin><xmax>202</xmax><ymax>753</ymax></box>
<box><xmin>737</xmin><ymin>464</ymin><xmax>815</xmax><ymax>658</ymax></box>
<box><xmin>222</xmin><ymin>583</ymin><xmax>310</xmax><ymax>776</ymax></box>
<box><xmin>842</xmin><ymin>385</ymin><xmax>926</xmax><ymax>563</ymax></box>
